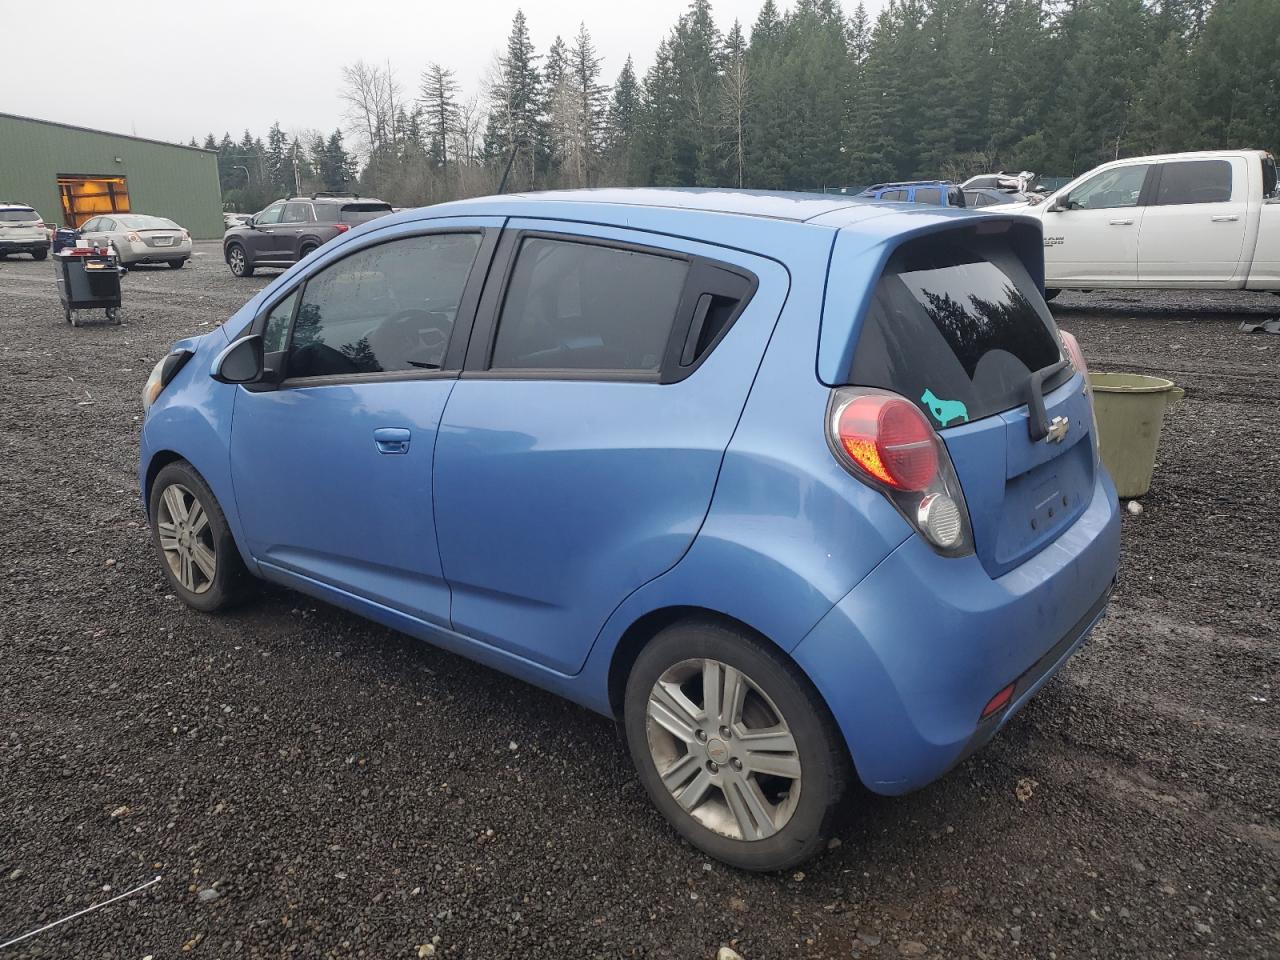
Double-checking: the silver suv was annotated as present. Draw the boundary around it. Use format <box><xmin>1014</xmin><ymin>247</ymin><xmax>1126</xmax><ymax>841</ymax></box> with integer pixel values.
<box><xmin>0</xmin><ymin>203</ymin><xmax>51</xmax><ymax>260</ymax></box>
<box><xmin>222</xmin><ymin>193</ymin><xmax>392</xmax><ymax>277</ymax></box>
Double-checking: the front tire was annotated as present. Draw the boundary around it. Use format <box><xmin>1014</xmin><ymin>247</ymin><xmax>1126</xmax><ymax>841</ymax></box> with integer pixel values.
<box><xmin>226</xmin><ymin>243</ymin><xmax>254</xmax><ymax>277</ymax></box>
<box><xmin>149</xmin><ymin>460</ymin><xmax>250</xmax><ymax>612</ymax></box>
<box><xmin>624</xmin><ymin>620</ymin><xmax>848</xmax><ymax>871</ymax></box>
<box><xmin>1044</xmin><ymin>288</ymin><xmax>1061</xmax><ymax>302</ymax></box>
<box><xmin>32</xmin><ymin>248</ymin><xmax>48</xmax><ymax>261</ymax></box>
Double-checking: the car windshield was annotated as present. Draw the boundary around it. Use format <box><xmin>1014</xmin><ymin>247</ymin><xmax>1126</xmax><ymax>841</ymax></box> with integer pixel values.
<box><xmin>0</xmin><ymin>208</ymin><xmax>39</xmax><ymax>222</ymax></box>
<box><xmin>115</xmin><ymin>215</ymin><xmax>180</xmax><ymax>230</ymax></box>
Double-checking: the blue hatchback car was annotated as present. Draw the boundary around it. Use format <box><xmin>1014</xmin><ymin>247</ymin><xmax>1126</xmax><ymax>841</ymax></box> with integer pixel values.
<box><xmin>139</xmin><ymin>189</ymin><xmax>1120</xmax><ymax>871</ymax></box>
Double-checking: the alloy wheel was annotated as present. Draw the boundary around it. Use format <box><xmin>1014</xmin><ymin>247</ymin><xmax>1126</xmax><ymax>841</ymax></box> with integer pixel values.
<box><xmin>645</xmin><ymin>658</ymin><xmax>802</xmax><ymax>841</ymax></box>
<box><xmin>228</xmin><ymin>247</ymin><xmax>245</xmax><ymax>275</ymax></box>
<box><xmin>156</xmin><ymin>483</ymin><xmax>216</xmax><ymax>594</ymax></box>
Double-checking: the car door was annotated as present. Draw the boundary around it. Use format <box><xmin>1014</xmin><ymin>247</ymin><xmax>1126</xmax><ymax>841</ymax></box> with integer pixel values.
<box><xmin>1040</xmin><ymin>162</ymin><xmax>1153</xmax><ymax>284</ymax></box>
<box><xmin>279</xmin><ymin>202</ymin><xmax>313</xmax><ymax>261</ymax></box>
<box><xmin>1137</xmin><ymin>157</ymin><xmax>1248</xmax><ymax>284</ymax></box>
<box><xmin>248</xmin><ymin>201</ymin><xmax>287</xmax><ymax>260</ymax></box>
<box><xmin>228</xmin><ymin>218</ymin><xmax>500</xmax><ymax>626</ymax></box>
<box><xmin>432</xmin><ymin>221</ymin><xmax>789</xmax><ymax>674</ymax></box>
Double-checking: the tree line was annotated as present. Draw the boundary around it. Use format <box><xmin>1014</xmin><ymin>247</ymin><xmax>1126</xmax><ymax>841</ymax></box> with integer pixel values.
<box><xmin>197</xmin><ymin>0</ymin><xmax>1278</xmax><ymax>210</ymax></box>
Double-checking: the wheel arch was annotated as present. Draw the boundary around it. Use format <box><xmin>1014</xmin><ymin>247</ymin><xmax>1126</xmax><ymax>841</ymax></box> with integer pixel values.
<box><xmin>142</xmin><ymin>448</ymin><xmax>185</xmax><ymax>516</ymax></box>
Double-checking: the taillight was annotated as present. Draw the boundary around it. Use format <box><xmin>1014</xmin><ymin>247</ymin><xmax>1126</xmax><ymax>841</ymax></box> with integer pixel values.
<box><xmin>333</xmin><ymin>223</ymin><xmax>350</xmax><ymax>234</ymax></box>
<box><xmin>181</xmin><ymin>229</ymin><xmax>191</xmax><ymax>241</ymax></box>
<box><xmin>835</xmin><ymin>394</ymin><xmax>938</xmax><ymax>491</ymax></box>
<box><xmin>828</xmin><ymin>388</ymin><xmax>973</xmax><ymax>555</ymax></box>
<box><xmin>1060</xmin><ymin>329</ymin><xmax>1100</xmax><ymax>460</ymax></box>
<box><xmin>1060</xmin><ymin>329</ymin><xmax>1087</xmax><ymax>376</ymax></box>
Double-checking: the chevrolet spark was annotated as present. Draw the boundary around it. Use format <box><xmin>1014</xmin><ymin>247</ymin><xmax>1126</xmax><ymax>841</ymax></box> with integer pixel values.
<box><xmin>139</xmin><ymin>189</ymin><xmax>1120</xmax><ymax>871</ymax></box>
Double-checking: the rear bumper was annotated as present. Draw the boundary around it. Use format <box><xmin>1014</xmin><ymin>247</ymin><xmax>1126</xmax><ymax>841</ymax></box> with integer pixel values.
<box><xmin>0</xmin><ymin>238</ymin><xmax>49</xmax><ymax>252</ymax></box>
<box><xmin>120</xmin><ymin>243</ymin><xmax>192</xmax><ymax>264</ymax></box>
<box><xmin>792</xmin><ymin>468</ymin><xmax>1121</xmax><ymax>794</ymax></box>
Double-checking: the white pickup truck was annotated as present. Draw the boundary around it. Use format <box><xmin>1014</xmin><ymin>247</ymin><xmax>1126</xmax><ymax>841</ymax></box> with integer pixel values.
<box><xmin>998</xmin><ymin>150</ymin><xmax>1280</xmax><ymax>298</ymax></box>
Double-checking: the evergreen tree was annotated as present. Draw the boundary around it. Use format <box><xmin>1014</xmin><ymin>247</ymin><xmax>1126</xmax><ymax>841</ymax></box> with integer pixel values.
<box><xmin>266</xmin><ymin>122</ymin><xmax>290</xmax><ymax>195</ymax></box>
<box><xmin>568</xmin><ymin>22</ymin><xmax>610</xmax><ymax>186</ymax></box>
<box><xmin>1192</xmin><ymin>0</ymin><xmax>1280</xmax><ymax>151</ymax></box>
<box><xmin>606</xmin><ymin>55</ymin><xmax>642</xmax><ymax>183</ymax></box>
<box><xmin>667</xmin><ymin>0</ymin><xmax>723</xmax><ymax>186</ymax></box>
<box><xmin>720</xmin><ymin>20</ymin><xmax>750</xmax><ymax>187</ymax></box>
<box><xmin>421</xmin><ymin>62</ymin><xmax>461</xmax><ymax>170</ymax></box>
<box><xmin>483</xmin><ymin>9</ymin><xmax>546</xmax><ymax>189</ymax></box>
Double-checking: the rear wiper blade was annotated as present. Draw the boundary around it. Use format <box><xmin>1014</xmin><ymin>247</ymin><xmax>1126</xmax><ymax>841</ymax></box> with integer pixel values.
<box><xmin>406</xmin><ymin>360</ymin><xmax>441</xmax><ymax>369</ymax></box>
<box><xmin>1026</xmin><ymin>359</ymin><xmax>1070</xmax><ymax>440</ymax></box>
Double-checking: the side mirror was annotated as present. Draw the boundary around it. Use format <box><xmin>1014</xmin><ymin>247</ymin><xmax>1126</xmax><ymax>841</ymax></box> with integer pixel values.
<box><xmin>246</xmin><ymin>217</ymin><xmax>257</xmax><ymax>228</ymax></box>
<box><xmin>948</xmin><ymin>187</ymin><xmax>966</xmax><ymax>208</ymax></box>
<box><xmin>1047</xmin><ymin>197</ymin><xmax>1067</xmax><ymax>213</ymax></box>
<box><xmin>211</xmin><ymin>334</ymin><xmax>264</xmax><ymax>384</ymax></box>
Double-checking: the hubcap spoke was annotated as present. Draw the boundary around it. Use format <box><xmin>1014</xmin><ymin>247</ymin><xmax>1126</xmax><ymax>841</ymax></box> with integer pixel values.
<box><xmin>673</xmin><ymin>767</ymin><xmax>714</xmax><ymax>812</ymax></box>
<box><xmin>188</xmin><ymin>502</ymin><xmax>209</xmax><ymax>536</ymax></box>
<box><xmin>647</xmin><ymin>680</ymin><xmax>701</xmax><ymax>744</ymax></box>
<box><xmin>738</xmin><ymin>725</ymin><xmax>801</xmax><ymax>779</ymax></box>
<box><xmin>162</xmin><ymin>485</ymin><xmax>189</xmax><ymax>524</ymax></box>
<box><xmin>179</xmin><ymin>550</ymin><xmax>196</xmax><ymax>591</ymax></box>
<box><xmin>191</xmin><ymin>542</ymin><xmax>217</xmax><ymax>581</ymax></box>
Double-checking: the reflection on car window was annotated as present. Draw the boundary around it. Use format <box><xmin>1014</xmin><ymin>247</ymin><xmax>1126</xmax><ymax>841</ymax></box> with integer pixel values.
<box><xmin>286</xmin><ymin>233</ymin><xmax>482</xmax><ymax>379</ymax></box>
<box><xmin>1067</xmin><ymin>165</ymin><xmax>1150</xmax><ymax>210</ymax></box>
<box><xmin>256</xmin><ymin>202</ymin><xmax>284</xmax><ymax>225</ymax></box>
<box><xmin>490</xmin><ymin>237</ymin><xmax>688</xmax><ymax>373</ymax></box>
<box><xmin>262</xmin><ymin>290</ymin><xmax>298</xmax><ymax>355</ymax></box>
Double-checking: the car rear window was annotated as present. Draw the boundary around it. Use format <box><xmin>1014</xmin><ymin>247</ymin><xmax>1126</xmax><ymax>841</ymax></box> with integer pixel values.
<box><xmin>849</xmin><ymin>235</ymin><xmax>1067</xmax><ymax>427</ymax></box>
<box><xmin>0</xmin><ymin>208</ymin><xmax>39</xmax><ymax>222</ymax></box>
<box><xmin>339</xmin><ymin>203</ymin><xmax>393</xmax><ymax>224</ymax></box>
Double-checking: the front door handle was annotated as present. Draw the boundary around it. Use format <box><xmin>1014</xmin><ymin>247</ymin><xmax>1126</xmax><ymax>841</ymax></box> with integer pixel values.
<box><xmin>1108</xmin><ymin>218</ymin><xmax>1134</xmax><ymax>225</ymax></box>
<box><xmin>373</xmin><ymin>427</ymin><xmax>411</xmax><ymax>454</ymax></box>
<box><xmin>1210</xmin><ymin>215</ymin><xmax>1239</xmax><ymax>222</ymax></box>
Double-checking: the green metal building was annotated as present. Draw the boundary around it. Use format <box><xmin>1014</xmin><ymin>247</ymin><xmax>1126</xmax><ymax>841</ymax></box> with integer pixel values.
<box><xmin>0</xmin><ymin>112</ymin><xmax>223</xmax><ymax>239</ymax></box>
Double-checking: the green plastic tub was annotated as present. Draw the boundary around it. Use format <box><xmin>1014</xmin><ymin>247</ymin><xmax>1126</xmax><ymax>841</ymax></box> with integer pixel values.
<box><xmin>1088</xmin><ymin>372</ymin><xmax>1184</xmax><ymax>499</ymax></box>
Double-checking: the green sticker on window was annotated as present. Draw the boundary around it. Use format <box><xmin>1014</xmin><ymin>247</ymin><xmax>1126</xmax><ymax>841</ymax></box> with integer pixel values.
<box><xmin>921</xmin><ymin>389</ymin><xmax>969</xmax><ymax>427</ymax></box>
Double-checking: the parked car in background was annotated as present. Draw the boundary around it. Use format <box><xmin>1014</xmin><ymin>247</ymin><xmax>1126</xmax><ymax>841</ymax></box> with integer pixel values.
<box><xmin>962</xmin><ymin>170</ymin><xmax>1043</xmax><ymax>194</ymax></box>
<box><xmin>224</xmin><ymin>212</ymin><xmax>252</xmax><ymax>230</ymax></box>
<box><xmin>222</xmin><ymin>193</ymin><xmax>393</xmax><ymax>277</ymax></box>
<box><xmin>140</xmin><ymin>188</ymin><xmax>1119</xmax><ymax>870</ymax></box>
<box><xmin>78</xmin><ymin>214</ymin><xmax>194</xmax><ymax>269</ymax></box>
<box><xmin>965</xmin><ymin>187</ymin><xmax>1042</xmax><ymax>208</ymax></box>
<box><xmin>858</xmin><ymin>180</ymin><xmax>966</xmax><ymax>206</ymax></box>
<box><xmin>1000</xmin><ymin>149</ymin><xmax>1280</xmax><ymax>298</ymax></box>
<box><xmin>0</xmin><ymin>203</ymin><xmax>51</xmax><ymax>260</ymax></box>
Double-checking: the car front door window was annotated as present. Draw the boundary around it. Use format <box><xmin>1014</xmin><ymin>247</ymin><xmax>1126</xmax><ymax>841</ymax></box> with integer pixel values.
<box><xmin>255</xmin><ymin>202</ymin><xmax>284</xmax><ymax>225</ymax></box>
<box><xmin>1066</xmin><ymin>165</ymin><xmax>1151</xmax><ymax>210</ymax></box>
<box><xmin>285</xmin><ymin>232</ymin><xmax>483</xmax><ymax>380</ymax></box>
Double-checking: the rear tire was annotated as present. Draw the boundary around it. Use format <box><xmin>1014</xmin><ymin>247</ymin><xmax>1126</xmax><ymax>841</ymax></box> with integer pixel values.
<box><xmin>624</xmin><ymin>619</ymin><xmax>848</xmax><ymax>872</ymax></box>
<box><xmin>298</xmin><ymin>243</ymin><xmax>318</xmax><ymax>260</ymax></box>
<box><xmin>168</xmin><ymin>258</ymin><xmax>187</xmax><ymax>269</ymax></box>
<box><xmin>1044</xmin><ymin>288</ymin><xmax>1061</xmax><ymax>302</ymax></box>
<box><xmin>226</xmin><ymin>243</ymin><xmax>254</xmax><ymax>277</ymax></box>
<box><xmin>148</xmin><ymin>460</ymin><xmax>251</xmax><ymax>613</ymax></box>
<box><xmin>32</xmin><ymin>248</ymin><xmax>48</xmax><ymax>261</ymax></box>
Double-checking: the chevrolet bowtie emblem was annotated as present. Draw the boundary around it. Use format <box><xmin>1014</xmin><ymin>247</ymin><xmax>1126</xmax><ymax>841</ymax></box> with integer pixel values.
<box><xmin>1046</xmin><ymin>416</ymin><xmax>1070</xmax><ymax>443</ymax></box>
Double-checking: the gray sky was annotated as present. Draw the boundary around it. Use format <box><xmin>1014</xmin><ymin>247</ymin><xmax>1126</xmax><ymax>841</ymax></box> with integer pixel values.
<box><xmin>5</xmin><ymin>0</ymin><xmax>885</xmax><ymax>148</ymax></box>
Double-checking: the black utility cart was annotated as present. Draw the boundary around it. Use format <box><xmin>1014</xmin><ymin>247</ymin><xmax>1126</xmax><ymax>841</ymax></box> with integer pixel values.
<box><xmin>54</xmin><ymin>247</ymin><xmax>124</xmax><ymax>326</ymax></box>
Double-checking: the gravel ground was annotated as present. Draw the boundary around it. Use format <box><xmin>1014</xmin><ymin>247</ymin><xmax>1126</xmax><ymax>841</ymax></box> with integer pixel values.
<box><xmin>1</xmin><ymin>243</ymin><xmax>1277</xmax><ymax>959</ymax></box>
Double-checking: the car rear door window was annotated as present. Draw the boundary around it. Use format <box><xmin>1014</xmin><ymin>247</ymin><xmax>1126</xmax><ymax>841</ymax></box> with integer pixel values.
<box><xmin>285</xmin><ymin>232</ymin><xmax>482</xmax><ymax>380</ymax></box>
<box><xmin>880</xmin><ymin>190</ymin><xmax>907</xmax><ymax>201</ymax></box>
<box><xmin>850</xmin><ymin>235</ymin><xmax>1066</xmax><ymax>426</ymax></box>
<box><xmin>281</xmin><ymin>202</ymin><xmax>311</xmax><ymax>224</ymax></box>
<box><xmin>1153</xmin><ymin>160</ymin><xmax>1233</xmax><ymax>205</ymax></box>
<box><xmin>489</xmin><ymin>237</ymin><xmax>688</xmax><ymax>374</ymax></box>
<box><xmin>913</xmin><ymin>188</ymin><xmax>942</xmax><ymax>205</ymax></box>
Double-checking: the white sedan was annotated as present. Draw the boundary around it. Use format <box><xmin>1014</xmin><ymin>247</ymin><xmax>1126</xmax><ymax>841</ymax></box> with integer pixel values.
<box><xmin>78</xmin><ymin>214</ymin><xmax>194</xmax><ymax>269</ymax></box>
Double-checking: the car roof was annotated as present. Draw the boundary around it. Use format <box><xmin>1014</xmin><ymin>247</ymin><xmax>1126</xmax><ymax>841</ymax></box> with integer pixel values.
<box><xmin>0</xmin><ymin>202</ymin><xmax>37</xmax><ymax>209</ymax></box>
<box><xmin>420</xmin><ymin>187</ymin><xmax>893</xmax><ymax>224</ymax></box>
<box><xmin>282</xmin><ymin>195</ymin><xmax>390</xmax><ymax>205</ymax></box>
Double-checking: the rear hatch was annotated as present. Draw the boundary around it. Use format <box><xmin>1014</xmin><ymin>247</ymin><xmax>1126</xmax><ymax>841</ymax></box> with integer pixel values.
<box><xmin>339</xmin><ymin>202</ymin><xmax>393</xmax><ymax>225</ymax></box>
<box><xmin>846</xmin><ymin>229</ymin><xmax>1093</xmax><ymax>578</ymax></box>
<box><xmin>0</xmin><ymin>207</ymin><xmax>45</xmax><ymax>240</ymax></box>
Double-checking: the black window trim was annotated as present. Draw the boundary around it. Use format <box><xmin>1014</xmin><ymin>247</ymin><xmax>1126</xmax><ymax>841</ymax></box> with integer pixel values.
<box><xmin>462</xmin><ymin>227</ymin><xmax>758</xmax><ymax>384</ymax></box>
<box><xmin>240</xmin><ymin>225</ymin><xmax>499</xmax><ymax>392</ymax></box>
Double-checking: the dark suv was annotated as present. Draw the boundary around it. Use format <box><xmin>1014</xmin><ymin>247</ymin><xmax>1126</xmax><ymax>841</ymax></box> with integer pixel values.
<box><xmin>223</xmin><ymin>194</ymin><xmax>393</xmax><ymax>277</ymax></box>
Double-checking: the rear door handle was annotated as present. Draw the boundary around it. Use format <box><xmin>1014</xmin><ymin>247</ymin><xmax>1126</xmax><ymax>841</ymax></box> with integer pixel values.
<box><xmin>1210</xmin><ymin>215</ymin><xmax>1239</xmax><ymax>222</ymax></box>
<box><xmin>373</xmin><ymin>427</ymin><xmax>411</xmax><ymax>454</ymax></box>
<box><xmin>1108</xmin><ymin>219</ymin><xmax>1134</xmax><ymax>226</ymax></box>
